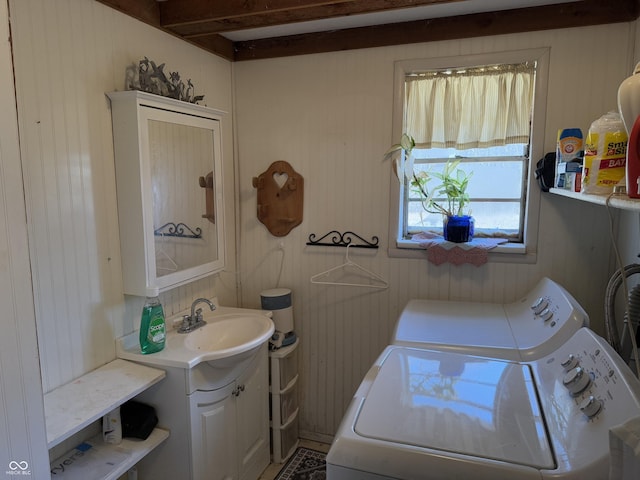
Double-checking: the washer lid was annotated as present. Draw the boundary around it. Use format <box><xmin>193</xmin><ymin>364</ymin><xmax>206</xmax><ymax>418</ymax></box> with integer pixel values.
<box><xmin>355</xmin><ymin>347</ymin><xmax>555</xmax><ymax>470</ymax></box>
<box><xmin>393</xmin><ymin>300</ymin><xmax>517</xmax><ymax>356</ymax></box>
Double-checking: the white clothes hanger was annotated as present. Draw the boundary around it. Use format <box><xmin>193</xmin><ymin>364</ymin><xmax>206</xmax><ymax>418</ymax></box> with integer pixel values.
<box><xmin>155</xmin><ymin>234</ymin><xmax>179</xmax><ymax>273</ymax></box>
<box><xmin>310</xmin><ymin>244</ymin><xmax>388</xmax><ymax>289</ymax></box>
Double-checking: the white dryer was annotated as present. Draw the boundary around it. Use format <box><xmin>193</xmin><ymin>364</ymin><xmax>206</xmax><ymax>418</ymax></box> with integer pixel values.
<box><xmin>392</xmin><ymin>277</ymin><xmax>588</xmax><ymax>360</ymax></box>
<box><xmin>327</xmin><ymin>327</ymin><xmax>640</xmax><ymax>479</ymax></box>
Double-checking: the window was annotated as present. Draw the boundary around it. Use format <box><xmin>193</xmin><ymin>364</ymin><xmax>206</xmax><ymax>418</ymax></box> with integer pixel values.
<box><xmin>389</xmin><ymin>49</ymin><xmax>549</xmax><ymax>260</ymax></box>
<box><xmin>407</xmin><ymin>144</ymin><xmax>527</xmax><ymax>241</ymax></box>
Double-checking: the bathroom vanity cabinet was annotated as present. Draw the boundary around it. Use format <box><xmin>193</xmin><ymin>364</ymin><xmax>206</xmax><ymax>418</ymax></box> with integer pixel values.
<box><xmin>107</xmin><ymin>91</ymin><xmax>226</xmax><ymax>296</ymax></box>
<box><xmin>132</xmin><ymin>344</ymin><xmax>270</xmax><ymax>480</ymax></box>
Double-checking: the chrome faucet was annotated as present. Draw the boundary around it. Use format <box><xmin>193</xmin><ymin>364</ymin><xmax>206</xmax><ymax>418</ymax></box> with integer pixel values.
<box><xmin>178</xmin><ymin>298</ymin><xmax>216</xmax><ymax>333</ymax></box>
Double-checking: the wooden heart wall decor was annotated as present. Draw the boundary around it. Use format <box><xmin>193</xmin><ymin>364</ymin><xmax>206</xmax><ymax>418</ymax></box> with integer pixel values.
<box><xmin>252</xmin><ymin>161</ymin><xmax>304</xmax><ymax>237</ymax></box>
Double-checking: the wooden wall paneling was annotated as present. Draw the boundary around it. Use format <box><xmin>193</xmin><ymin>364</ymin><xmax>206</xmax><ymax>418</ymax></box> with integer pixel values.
<box><xmin>0</xmin><ymin>1</ymin><xmax>49</xmax><ymax>475</ymax></box>
<box><xmin>235</xmin><ymin>24</ymin><xmax>631</xmax><ymax>438</ymax></box>
<box><xmin>9</xmin><ymin>0</ymin><xmax>236</xmax><ymax>397</ymax></box>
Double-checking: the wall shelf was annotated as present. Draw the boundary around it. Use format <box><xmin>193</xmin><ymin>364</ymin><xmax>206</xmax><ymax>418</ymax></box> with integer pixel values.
<box><xmin>549</xmin><ymin>188</ymin><xmax>640</xmax><ymax>212</ymax></box>
<box><xmin>44</xmin><ymin>358</ymin><xmax>166</xmax><ymax>449</ymax></box>
<box><xmin>49</xmin><ymin>428</ymin><xmax>169</xmax><ymax>480</ymax></box>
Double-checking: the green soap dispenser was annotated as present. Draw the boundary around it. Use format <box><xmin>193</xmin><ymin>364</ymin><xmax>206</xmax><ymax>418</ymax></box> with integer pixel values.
<box><xmin>139</xmin><ymin>287</ymin><xmax>166</xmax><ymax>354</ymax></box>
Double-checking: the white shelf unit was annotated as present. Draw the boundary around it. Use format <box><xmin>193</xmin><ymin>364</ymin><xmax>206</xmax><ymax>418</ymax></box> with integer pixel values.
<box><xmin>45</xmin><ymin>358</ymin><xmax>168</xmax><ymax>479</ymax></box>
<box><xmin>49</xmin><ymin>429</ymin><xmax>169</xmax><ymax>480</ymax></box>
<box><xmin>549</xmin><ymin>188</ymin><xmax>640</xmax><ymax>211</ymax></box>
<box><xmin>269</xmin><ymin>339</ymin><xmax>300</xmax><ymax>463</ymax></box>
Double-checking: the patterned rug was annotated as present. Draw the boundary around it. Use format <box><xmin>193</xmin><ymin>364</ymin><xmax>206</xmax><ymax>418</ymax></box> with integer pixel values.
<box><xmin>275</xmin><ymin>447</ymin><xmax>326</xmax><ymax>480</ymax></box>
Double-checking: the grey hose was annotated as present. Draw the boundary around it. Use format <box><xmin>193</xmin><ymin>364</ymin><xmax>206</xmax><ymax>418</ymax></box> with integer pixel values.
<box><xmin>605</xmin><ymin>264</ymin><xmax>640</xmax><ymax>360</ymax></box>
<box><xmin>622</xmin><ymin>284</ymin><xmax>640</xmax><ymax>362</ymax></box>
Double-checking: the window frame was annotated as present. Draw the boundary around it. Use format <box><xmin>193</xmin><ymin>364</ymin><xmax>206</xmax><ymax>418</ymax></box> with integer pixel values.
<box><xmin>387</xmin><ymin>48</ymin><xmax>550</xmax><ymax>263</ymax></box>
<box><xmin>405</xmin><ymin>154</ymin><xmax>527</xmax><ymax>240</ymax></box>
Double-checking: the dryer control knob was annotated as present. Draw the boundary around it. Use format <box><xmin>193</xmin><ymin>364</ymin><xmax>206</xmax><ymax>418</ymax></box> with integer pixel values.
<box><xmin>579</xmin><ymin>395</ymin><xmax>602</xmax><ymax>418</ymax></box>
<box><xmin>561</xmin><ymin>354</ymin><xmax>579</xmax><ymax>371</ymax></box>
<box><xmin>563</xmin><ymin>367</ymin><xmax>591</xmax><ymax>395</ymax></box>
<box><xmin>531</xmin><ymin>297</ymin><xmax>549</xmax><ymax>315</ymax></box>
<box><xmin>540</xmin><ymin>308</ymin><xmax>553</xmax><ymax>322</ymax></box>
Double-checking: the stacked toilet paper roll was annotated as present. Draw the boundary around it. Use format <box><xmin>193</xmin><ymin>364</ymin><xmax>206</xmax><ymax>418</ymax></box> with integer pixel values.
<box><xmin>260</xmin><ymin>288</ymin><xmax>294</xmax><ymax>334</ymax></box>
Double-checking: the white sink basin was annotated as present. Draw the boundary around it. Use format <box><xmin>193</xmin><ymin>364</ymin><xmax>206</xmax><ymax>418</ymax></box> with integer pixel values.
<box><xmin>177</xmin><ymin>314</ymin><xmax>274</xmax><ymax>356</ymax></box>
<box><xmin>116</xmin><ymin>305</ymin><xmax>274</xmax><ymax>369</ymax></box>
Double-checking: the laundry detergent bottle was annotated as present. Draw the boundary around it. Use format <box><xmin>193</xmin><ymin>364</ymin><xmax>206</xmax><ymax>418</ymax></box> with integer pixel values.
<box><xmin>139</xmin><ymin>287</ymin><xmax>166</xmax><ymax>354</ymax></box>
<box><xmin>618</xmin><ymin>62</ymin><xmax>640</xmax><ymax>197</ymax></box>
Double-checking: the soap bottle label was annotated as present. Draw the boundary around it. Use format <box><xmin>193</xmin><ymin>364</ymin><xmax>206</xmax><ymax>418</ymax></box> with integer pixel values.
<box><xmin>148</xmin><ymin>314</ymin><xmax>166</xmax><ymax>343</ymax></box>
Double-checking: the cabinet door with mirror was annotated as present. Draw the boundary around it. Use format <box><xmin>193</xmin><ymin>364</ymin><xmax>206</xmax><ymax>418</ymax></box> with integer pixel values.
<box><xmin>108</xmin><ymin>91</ymin><xmax>225</xmax><ymax>296</ymax></box>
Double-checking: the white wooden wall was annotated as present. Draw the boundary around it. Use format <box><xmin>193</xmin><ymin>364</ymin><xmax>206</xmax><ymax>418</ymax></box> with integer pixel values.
<box><xmin>234</xmin><ymin>23</ymin><xmax>636</xmax><ymax>440</ymax></box>
<box><xmin>5</xmin><ymin>0</ymin><xmax>640</xmax><ymax>458</ymax></box>
<box><xmin>8</xmin><ymin>0</ymin><xmax>237</xmax><ymax>394</ymax></box>
<box><xmin>0</xmin><ymin>1</ymin><xmax>49</xmax><ymax>476</ymax></box>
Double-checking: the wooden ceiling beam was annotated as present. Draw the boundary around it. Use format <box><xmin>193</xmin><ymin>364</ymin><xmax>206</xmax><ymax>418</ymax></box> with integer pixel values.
<box><xmin>96</xmin><ymin>0</ymin><xmax>162</xmax><ymax>27</ymax></box>
<box><xmin>233</xmin><ymin>0</ymin><xmax>640</xmax><ymax>60</ymax></box>
<box><xmin>96</xmin><ymin>0</ymin><xmax>236</xmax><ymax>61</ymax></box>
<box><xmin>159</xmin><ymin>0</ymin><xmax>359</xmax><ymax>26</ymax></box>
<box><xmin>168</xmin><ymin>0</ymin><xmax>466</xmax><ymax>37</ymax></box>
<box><xmin>187</xmin><ymin>35</ymin><xmax>236</xmax><ymax>61</ymax></box>
<box><xmin>96</xmin><ymin>0</ymin><xmax>640</xmax><ymax>61</ymax></box>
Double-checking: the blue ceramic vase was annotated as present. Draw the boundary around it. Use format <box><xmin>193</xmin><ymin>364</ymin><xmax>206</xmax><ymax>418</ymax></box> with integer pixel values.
<box><xmin>443</xmin><ymin>215</ymin><xmax>474</xmax><ymax>243</ymax></box>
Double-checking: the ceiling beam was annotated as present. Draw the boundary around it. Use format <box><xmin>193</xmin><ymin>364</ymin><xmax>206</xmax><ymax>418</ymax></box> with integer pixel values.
<box><xmin>187</xmin><ymin>35</ymin><xmax>236</xmax><ymax>61</ymax></box>
<box><xmin>160</xmin><ymin>0</ymin><xmax>358</xmax><ymax>26</ymax></box>
<box><xmin>96</xmin><ymin>0</ymin><xmax>162</xmax><ymax>27</ymax></box>
<box><xmin>158</xmin><ymin>0</ymin><xmax>459</xmax><ymax>26</ymax></box>
<box><xmin>97</xmin><ymin>0</ymin><xmax>640</xmax><ymax>61</ymax></box>
<box><xmin>168</xmin><ymin>0</ymin><xmax>466</xmax><ymax>37</ymax></box>
<box><xmin>233</xmin><ymin>0</ymin><xmax>640</xmax><ymax>60</ymax></box>
<box><xmin>96</xmin><ymin>0</ymin><xmax>236</xmax><ymax>61</ymax></box>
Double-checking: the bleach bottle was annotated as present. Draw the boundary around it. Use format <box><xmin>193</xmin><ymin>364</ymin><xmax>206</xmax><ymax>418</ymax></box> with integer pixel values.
<box><xmin>139</xmin><ymin>287</ymin><xmax>166</xmax><ymax>354</ymax></box>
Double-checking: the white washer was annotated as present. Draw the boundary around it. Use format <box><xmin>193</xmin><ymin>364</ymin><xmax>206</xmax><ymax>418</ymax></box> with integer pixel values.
<box><xmin>327</xmin><ymin>328</ymin><xmax>640</xmax><ymax>479</ymax></box>
<box><xmin>393</xmin><ymin>277</ymin><xmax>588</xmax><ymax>360</ymax></box>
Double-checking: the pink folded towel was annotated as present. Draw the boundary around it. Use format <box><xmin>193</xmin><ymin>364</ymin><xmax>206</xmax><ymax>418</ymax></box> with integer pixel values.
<box><xmin>412</xmin><ymin>232</ymin><xmax>508</xmax><ymax>266</ymax></box>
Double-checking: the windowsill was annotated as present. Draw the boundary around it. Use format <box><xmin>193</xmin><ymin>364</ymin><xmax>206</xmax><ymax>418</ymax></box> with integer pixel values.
<box><xmin>390</xmin><ymin>239</ymin><xmax>536</xmax><ymax>263</ymax></box>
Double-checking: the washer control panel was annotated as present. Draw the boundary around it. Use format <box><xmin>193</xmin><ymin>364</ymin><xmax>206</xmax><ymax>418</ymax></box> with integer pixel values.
<box><xmin>506</xmin><ymin>277</ymin><xmax>590</xmax><ymax>359</ymax></box>
<box><xmin>531</xmin><ymin>328</ymin><xmax>640</xmax><ymax>474</ymax></box>
<box><xmin>557</xmin><ymin>339</ymin><xmax>631</xmax><ymax>419</ymax></box>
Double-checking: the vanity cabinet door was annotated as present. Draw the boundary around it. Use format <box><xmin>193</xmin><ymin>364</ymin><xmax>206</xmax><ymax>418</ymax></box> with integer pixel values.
<box><xmin>236</xmin><ymin>348</ymin><xmax>270</xmax><ymax>480</ymax></box>
<box><xmin>190</xmin><ymin>382</ymin><xmax>237</xmax><ymax>480</ymax></box>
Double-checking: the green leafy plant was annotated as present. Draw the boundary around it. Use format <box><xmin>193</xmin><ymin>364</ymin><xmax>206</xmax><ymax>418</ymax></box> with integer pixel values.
<box><xmin>384</xmin><ymin>134</ymin><xmax>473</xmax><ymax>217</ymax></box>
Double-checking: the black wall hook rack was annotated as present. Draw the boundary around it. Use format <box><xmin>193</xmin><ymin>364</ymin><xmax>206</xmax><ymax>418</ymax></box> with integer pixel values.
<box><xmin>154</xmin><ymin>222</ymin><xmax>202</xmax><ymax>239</ymax></box>
<box><xmin>306</xmin><ymin>230</ymin><xmax>379</xmax><ymax>249</ymax></box>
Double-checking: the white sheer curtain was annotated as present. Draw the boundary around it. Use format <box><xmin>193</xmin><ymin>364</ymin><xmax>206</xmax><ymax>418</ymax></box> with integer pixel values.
<box><xmin>405</xmin><ymin>63</ymin><xmax>535</xmax><ymax>150</ymax></box>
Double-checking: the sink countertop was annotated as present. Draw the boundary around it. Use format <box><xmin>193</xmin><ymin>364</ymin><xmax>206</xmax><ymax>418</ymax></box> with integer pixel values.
<box><xmin>116</xmin><ymin>304</ymin><xmax>273</xmax><ymax>369</ymax></box>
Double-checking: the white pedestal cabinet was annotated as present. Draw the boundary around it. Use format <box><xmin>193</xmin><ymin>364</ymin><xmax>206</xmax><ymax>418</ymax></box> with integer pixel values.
<box><xmin>269</xmin><ymin>339</ymin><xmax>300</xmax><ymax>463</ymax></box>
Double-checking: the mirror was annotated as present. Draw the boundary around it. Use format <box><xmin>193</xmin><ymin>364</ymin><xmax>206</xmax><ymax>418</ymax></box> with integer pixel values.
<box><xmin>108</xmin><ymin>91</ymin><xmax>225</xmax><ymax>296</ymax></box>
<box><xmin>148</xmin><ymin>119</ymin><xmax>220</xmax><ymax>277</ymax></box>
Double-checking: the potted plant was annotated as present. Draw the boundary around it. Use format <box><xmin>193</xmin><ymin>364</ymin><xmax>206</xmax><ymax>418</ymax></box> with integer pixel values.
<box><xmin>385</xmin><ymin>134</ymin><xmax>474</xmax><ymax>243</ymax></box>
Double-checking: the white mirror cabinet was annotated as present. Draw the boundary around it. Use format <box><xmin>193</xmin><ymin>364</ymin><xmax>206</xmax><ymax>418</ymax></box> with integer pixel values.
<box><xmin>108</xmin><ymin>90</ymin><xmax>226</xmax><ymax>296</ymax></box>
